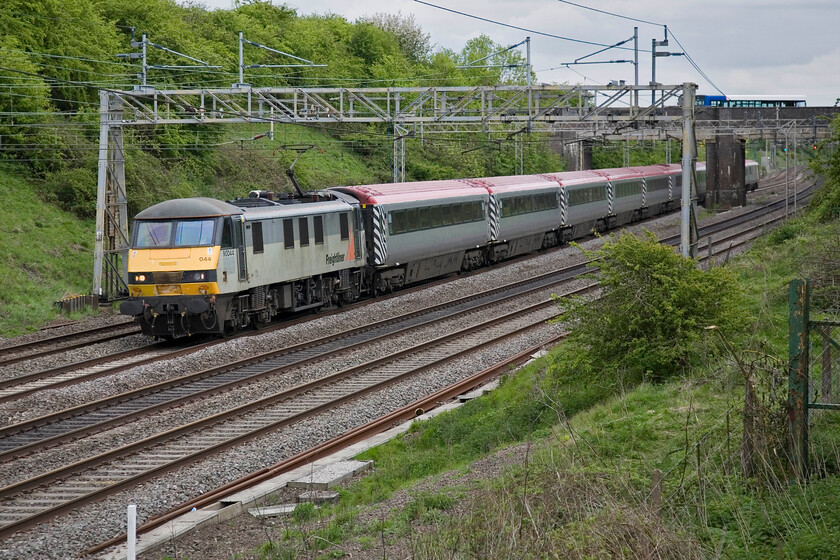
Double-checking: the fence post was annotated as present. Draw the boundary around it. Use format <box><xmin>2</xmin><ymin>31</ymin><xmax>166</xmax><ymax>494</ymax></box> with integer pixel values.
<box><xmin>127</xmin><ymin>504</ymin><xmax>138</xmax><ymax>560</ymax></box>
<box><xmin>788</xmin><ymin>278</ymin><xmax>810</xmax><ymax>482</ymax></box>
<box><xmin>822</xmin><ymin>326</ymin><xmax>832</xmax><ymax>403</ymax></box>
<box><xmin>650</xmin><ymin>468</ymin><xmax>662</xmax><ymax>515</ymax></box>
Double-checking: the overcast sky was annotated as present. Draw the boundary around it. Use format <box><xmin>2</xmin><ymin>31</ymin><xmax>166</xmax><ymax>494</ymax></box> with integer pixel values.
<box><xmin>199</xmin><ymin>0</ymin><xmax>839</xmax><ymax>106</ymax></box>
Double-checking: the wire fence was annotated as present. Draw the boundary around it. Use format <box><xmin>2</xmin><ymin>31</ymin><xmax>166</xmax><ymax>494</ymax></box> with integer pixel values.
<box><xmin>806</xmin><ymin>321</ymin><xmax>840</xmax><ymax>478</ymax></box>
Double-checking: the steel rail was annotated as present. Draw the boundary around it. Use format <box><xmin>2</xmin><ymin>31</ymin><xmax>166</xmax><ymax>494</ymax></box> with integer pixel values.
<box><xmin>0</xmin><ymin>178</ymin><xmax>814</xmax><ymax>459</ymax></box>
<box><xmin>0</xmin><ymin>323</ymin><xmax>140</xmax><ymax>366</ymax></box>
<box><xmin>87</xmin><ymin>191</ymin><xmax>803</xmax><ymax>555</ymax></box>
<box><xmin>84</xmin><ymin>334</ymin><xmax>567</xmax><ymax>558</ymax></box>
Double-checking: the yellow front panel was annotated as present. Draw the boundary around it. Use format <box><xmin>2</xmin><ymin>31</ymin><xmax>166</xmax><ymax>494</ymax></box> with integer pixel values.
<box><xmin>128</xmin><ymin>246</ymin><xmax>220</xmax><ymax>272</ymax></box>
<box><xmin>128</xmin><ymin>282</ymin><xmax>220</xmax><ymax>298</ymax></box>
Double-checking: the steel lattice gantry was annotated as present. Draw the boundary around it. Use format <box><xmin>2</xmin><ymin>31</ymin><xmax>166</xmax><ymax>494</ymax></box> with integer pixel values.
<box><xmin>95</xmin><ymin>82</ymin><xmax>707</xmax><ymax>300</ymax></box>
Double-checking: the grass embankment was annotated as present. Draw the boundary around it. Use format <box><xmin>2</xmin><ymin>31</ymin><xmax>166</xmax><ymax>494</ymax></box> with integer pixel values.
<box><xmin>0</xmin><ymin>166</ymin><xmax>95</xmax><ymax>336</ymax></box>
<box><xmin>251</xmin><ymin>218</ymin><xmax>840</xmax><ymax>560</ymax></box>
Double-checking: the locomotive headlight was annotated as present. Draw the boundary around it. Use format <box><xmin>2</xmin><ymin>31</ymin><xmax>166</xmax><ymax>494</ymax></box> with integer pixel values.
<box><xmin>182</xmin><ymin>270</ymin><xmax>215</xmax><ymax>283</ymax></box>
<box><xmin>135</xmin><ymin>274</ymin><xmax>146</xmax><ymax>282</ymax></box>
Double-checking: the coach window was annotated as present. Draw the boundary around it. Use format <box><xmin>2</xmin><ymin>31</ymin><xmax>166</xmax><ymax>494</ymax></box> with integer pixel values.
<box><xmin>406</xmin><ymin>208</ymin><xmax>419</xmax><ymax>232</ymax></box>
<box><xmin>417</xmin><ymin>207</ymin><xmax>430</xmax><ymax>230</ymax></box>
<box><xmin>299</xmin><ymin>217</ymin><xmax>310</xmax><ymax>247</ymax></box>
<box><xmin>314</xmin><ymin>215</ymin><xmax>324</xmax><ymax>244</ymax></box>
<box><xmin>430</xmin><ymin>207</ymin><xmax>443</xmax><ymax>228</ymax></box>
<box><xmin>339</xmin><ymin>213</ymin><xmax>349</xmax><ymax>240</ymax></box>
<box><xmin>391</xmin><ymin>211</ymin><xmax>406</xmax><ymax>235</ymax></box>
<box><xmin>283</xmin><ymin>219</ymin><xmax>294</xmax><ymax>249</ymax></box>
<box><xmin>252</xmin><ymin>221</ymin><xmax>265</xmax><ymax>254</ymax></box>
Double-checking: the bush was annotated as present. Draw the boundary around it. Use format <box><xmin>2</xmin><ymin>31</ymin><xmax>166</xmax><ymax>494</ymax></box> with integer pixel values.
<box><xmin>46</xmin><ymin>167</ymin><xmax>98</xmax><ymax>219</ymax></box>
<box><xmin>557</xmin><ymin>230</ymin><xmax>749</xmax><ymax>380</ymax></box>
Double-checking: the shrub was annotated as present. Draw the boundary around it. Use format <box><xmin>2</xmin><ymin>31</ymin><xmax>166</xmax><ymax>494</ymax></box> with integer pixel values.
<box><xmin>557</xmin><ymin>230</ymin><xmax>749</xmax><ymax>380</ymax></box>
<box><xmin>45</xmin><ymin>167</ymin><xmax>98</xmax><ymax>219</ymax></box>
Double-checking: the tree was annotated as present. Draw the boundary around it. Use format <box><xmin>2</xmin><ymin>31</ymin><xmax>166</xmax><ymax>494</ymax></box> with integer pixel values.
<box><xmin>358</xmin><ymin>12</ymin><xmax>431</xmax><ymax>62</ymax></box>
<box><xmin>808</xmin><ymin>115</ymin><xmax>840</xmax><ymax>222</ymax></box>
<box><xmin>0</xmin><ymin>0</ymin><xmax>121</xmax><ymax>107</ymax></box>
<box><xmin>458</xmin><ymin>35</ymin><xmax>531</xmax><ymax>86</ymax></box>
<box><xmin>556</xmin><ymin>231</ymin><xmax>747</xmax><ymax>380</ymax></box>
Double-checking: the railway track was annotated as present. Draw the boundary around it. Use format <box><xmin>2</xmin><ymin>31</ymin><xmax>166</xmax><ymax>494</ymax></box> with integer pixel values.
<box><xmin>0</xmin><ymin>321</ymin><xmax>140</xmax><ymax>368</ymax></box>
<box><xmin>0</xmin><ymin>257</ymin><xmax>595</xmax><ymax>462</ymax></box>
<box><xmin>0</xmin><ymin>178</ymin><xmax>814</xmax><ymax>550</ymax></box>
<box><xmin>0</xmin><ymin>170</ymin><xmax>793</xmax><ymax>405</ymax></box>
<box><xmin>87</xmin><ymin>191</ymin><xmax>802</xmax><ymax>556</ymax></box>
<box><xmin>0</xmin><ymin>178</ymin><xmax>808</xmax><ymax>464</ymax></box>
<box><xmin>0</xmin><ymin>279</ymin><xmax>583</xmax><ymax>537</ymax></box>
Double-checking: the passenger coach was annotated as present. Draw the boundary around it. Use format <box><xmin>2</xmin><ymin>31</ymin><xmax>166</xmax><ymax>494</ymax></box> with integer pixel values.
<box><xmin>330</xmin><ymin>180</ymin><xmax>490</xmax><ymax>293</ymax></box>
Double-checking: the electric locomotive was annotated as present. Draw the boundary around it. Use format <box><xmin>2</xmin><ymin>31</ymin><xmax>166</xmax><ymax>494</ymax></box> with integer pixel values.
<box><xmin>119</xmin><ymin>191</ymin><xmax>365</xmax><ymax>338</ymax></box>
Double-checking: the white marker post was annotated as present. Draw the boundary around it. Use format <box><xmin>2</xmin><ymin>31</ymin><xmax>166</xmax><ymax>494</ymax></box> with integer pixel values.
<box><xmin>127</xmin><ymin>504</ymin><xmax>137</xmax><ymax>560</ymax></box>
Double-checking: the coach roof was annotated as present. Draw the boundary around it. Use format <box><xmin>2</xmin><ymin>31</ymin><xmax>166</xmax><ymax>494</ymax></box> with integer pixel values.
<box><xmin>330</xmin><ymin>180</ymin><xmax>483</xmax><ymax>205</ymax></box>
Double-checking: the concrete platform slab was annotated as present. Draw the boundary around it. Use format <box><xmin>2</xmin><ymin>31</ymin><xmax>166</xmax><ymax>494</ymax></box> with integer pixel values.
<box><xmin>298</xmin><ymin>490</ymin><xmax>340</xmax><ymax>504</ymax></box>
<box><xmin>248</xmin><ymin>504</ymin><xmax>299</xmax><ymax>518</ymax></box>
<box><xmin>287</xmin><ymin>460</ymin><xmax>372</xmax><ymax>489</ymax></box>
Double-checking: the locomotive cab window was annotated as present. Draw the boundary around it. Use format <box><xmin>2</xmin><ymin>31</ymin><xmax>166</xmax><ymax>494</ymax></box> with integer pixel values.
<box><xmin>221</xmin><ymin>218</ymin><xmax>233</xmax><ymax>248</ymax></box>
<box><xmin>339</xmin><ymin>213</ymin><xmax>350</xmax><ymax>240</ymax></box>
<box><xmin>134</xmin><ymin>219</ymin><xmax>215</xmax><ymax>248</ymax></box>
<box><xmin>175</xmin><ymin>219</ymin><xmax>215</xmax><ymax>246</ymax></box>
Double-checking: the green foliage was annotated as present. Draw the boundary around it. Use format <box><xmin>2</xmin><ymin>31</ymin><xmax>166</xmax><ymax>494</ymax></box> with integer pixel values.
<box><xmin>0</xmin><ymin>1</ymin><xmax>570</xmax><ymax>336</ymax></box>
<box><xmin>559</xmin><ymin>231</ymin><xmax>749</xmax><ymax>380</ymax></box>
<box><xmin>359</xmin><ymin>12</ymin><xmax>431</xmax><ymax>62</ymax></box>
<box><xmin>457</xmin><ymin>35</ymin><xmax>531</xmax><ymax>86</ymax></box>
<box><xmin>249</xmin><ymin>214</ymin><xmax>840</xmax><ymax>560</ymax></box>
<box><xmin>808</xmin><ymin>115</ymin><xmax>840</xmax><ymax>221</ymax></box>
<box><xmin>0</xmin><ymin>3</ymin><xmax>566</xmax><ymax>223</ymax></box>
<box><xmin>291</xmin><ymin>501</ymin><xmax>316</xmax><ymax>523</ymax></box>
<box><xmin>0</xmin><ymin>167</ymin><xmax>96</xmax><ymax>336</ymax></box>
<box><xmin>593</xmin><ymin>140</ymin><xmax>676</xmax><ymax>168</ymax></box>
<box><xmin>0</xmin><ymin>0</ymin><xmax>121</xmax><ymax>107</ymax></box>
<box><xmin>46</xmin><ymin>166</ymin><xmax>98</xmax><ymax>218</ymax></box>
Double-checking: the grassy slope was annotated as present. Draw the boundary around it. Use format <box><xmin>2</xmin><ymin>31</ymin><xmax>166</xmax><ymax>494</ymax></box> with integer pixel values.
<box><xmin>0</xmin><ymin>166</ymin><xmax>95</xmax><ymax>336</ymax></box>
<box><xmin>258</xmin><ymin>216</ymin><xmax>840</xmax><ymax>560</ymax></box>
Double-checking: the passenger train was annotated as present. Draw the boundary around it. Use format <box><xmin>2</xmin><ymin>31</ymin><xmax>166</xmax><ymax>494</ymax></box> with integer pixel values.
<box><xmin>695</xmin><ymin>94</ymin><xmax>806</xmax><ymax>108</ymax></box>
<box><xmin>119</xmin><ymin>160</ymin><xmax>759</xmax><ymax>338</ymax></box>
